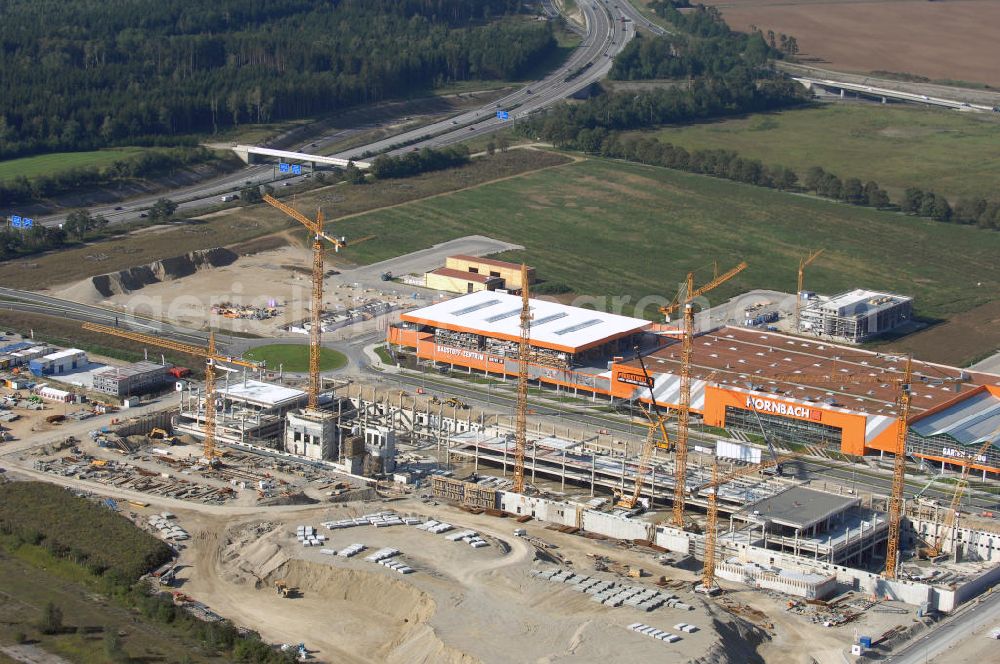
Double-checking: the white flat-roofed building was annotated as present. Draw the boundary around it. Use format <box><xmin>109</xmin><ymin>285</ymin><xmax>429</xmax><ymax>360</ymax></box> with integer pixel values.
<box><xmin>799</xmin><ymin>289</ymin><xmax>913</xmax><ymax>343</ymax></box>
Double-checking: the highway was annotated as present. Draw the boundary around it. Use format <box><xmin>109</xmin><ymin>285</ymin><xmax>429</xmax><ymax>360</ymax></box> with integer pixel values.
<box><xmin>34</xmin><ymin>1</ymin><xmax>634</xmax><ymax>231</ymax></box>
<box><xmin>886</xmin><ymin>590</ymin><xmax>1000</xmax><ymax>663</ymax></box>
<box><xmin>332</xmin><ymin>1</ymin><xmax>634</xmax><ymax>160</ymax></box>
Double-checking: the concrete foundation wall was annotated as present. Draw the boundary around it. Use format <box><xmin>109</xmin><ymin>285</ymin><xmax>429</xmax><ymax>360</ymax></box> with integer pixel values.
<box><xmin>906</xmin><ymin>515</ymin><xmax>999</xmax><ymax>562</ymax></box>
<box><xmin>113</xmin><ymin>410</ymin><xmax>176</xmax><ymax>438</ymax></box>
<box><xmin>498</xmin><ymin>492</ymin><xmax>579</xmax><ymax>526</ymax></box>
<box><xmin>714</xmin><ymin>563</ymin><xmax>837</xmax><ymax>600</ymax></box>
<box><xmin>581</xmin><ymin>510</ymin><xmax>652</xmax><ymax>541</ymax></box>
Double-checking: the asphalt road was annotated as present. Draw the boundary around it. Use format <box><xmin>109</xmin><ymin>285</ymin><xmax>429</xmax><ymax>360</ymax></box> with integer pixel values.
<box><xmin>34</xmin><ymin>1</ymin><xmax>633</xmax><ymax>231</ymax></box>
<box><xmin>886</xmin><ymin>590</ymin><xmax>1000</xmax><ymax>663</ymax></box>
<box><xmin>332</xmin><ymin>1</ymin><xmax>633</xmax><ymax>161</ymax></box>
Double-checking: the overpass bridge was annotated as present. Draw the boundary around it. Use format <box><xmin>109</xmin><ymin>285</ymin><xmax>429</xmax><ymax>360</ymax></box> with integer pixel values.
<box><xmin>232</xmin><ymin>145</ymin><xmax>371</xmax><ymax>170</ymax></box>
<box><xmin>794</xmin><ymin>77</ymin><xmax>997</xmax><ymax>113</ymax></box>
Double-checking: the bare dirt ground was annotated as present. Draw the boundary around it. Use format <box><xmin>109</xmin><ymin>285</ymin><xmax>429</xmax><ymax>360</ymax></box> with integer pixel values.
<box><xmin>878</xmin><ymin>298</ymin><xmax>1000</xmax><ymax>368</ymax></box>
<box><xmin>47</xmin><ymin>234</ymin><xmax>521</xmax><ymax>337</ymax></box>
<box><xmin>177</xmin><ymin>503</ymin><xmax>724</xmax><ymax>664</ymax></box>
<box><xmin>164</xmin><ymin>497</ymin><xmax>912</xmax><ymax>664</ymax></box>
<box><xmin>707</xmin><ymin>0</ymin><xmax>1000</xmax><ymax>86</ymax></box>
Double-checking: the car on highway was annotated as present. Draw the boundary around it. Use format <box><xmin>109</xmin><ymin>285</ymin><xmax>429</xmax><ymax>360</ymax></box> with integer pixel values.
<box><xmin>468</xmin><ymin>126</ymin><xmax>475</xmax><ymax>131</ymax></box>
<box><xmin>114</xmin><ymin>206</ymin><xmax>123</xmax><ymax>210</ymax></box>
<box><xmin>526</xmin><ymin>88</ymin><xmax>532</xmax><ymax>94</ymax></box>
<box><xmin>139</xmin><ymin>212</ymin><xmax>148</xmax><ymax>218</ymax></box>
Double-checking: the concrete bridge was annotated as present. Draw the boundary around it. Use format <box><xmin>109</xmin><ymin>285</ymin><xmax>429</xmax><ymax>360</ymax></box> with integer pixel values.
<box><xmin>232</xmin><ymin>145</ymin><xmax>371</xmax><ymax>170</ymax></box>
<box><xmin>794</xmin><ymin>77</ymin><xmax>997</xmax><ymax>113</ymax></box>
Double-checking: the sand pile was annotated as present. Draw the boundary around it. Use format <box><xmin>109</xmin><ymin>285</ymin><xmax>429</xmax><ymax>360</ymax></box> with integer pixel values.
<box><xmin>267</xmin><ymin>559</ymin><xmax>478</xmax><ymax>664</ymax></box>
<box><xmin>219</xmin><ymin>521</ymin><xmax>288</xmax><ymax>586</ymax></box>
<box><xmin>86</xmin><ymin>247</ymin><xmax>238</xmax><ymax>297</ymax></box>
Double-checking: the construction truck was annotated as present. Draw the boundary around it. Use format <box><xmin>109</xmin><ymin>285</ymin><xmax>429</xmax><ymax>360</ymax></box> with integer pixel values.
<box><xmin>443</xmin><ymin>397</ymin><xmax>469</xmax><ymax>410</ymax></box>
<box><xmin>275</xmin><ymin>579</ymin><xmax>297</xmax><ymax>598</ymax></box>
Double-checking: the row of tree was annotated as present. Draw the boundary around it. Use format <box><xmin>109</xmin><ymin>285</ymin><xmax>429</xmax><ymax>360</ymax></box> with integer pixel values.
<box><xmin>368</xmin><ymin>145</ymin><xmax>471</xmax><ymax>179</ymax></box>
<box><xmin>575</xmin><ymin>132</ymin><xmax>1000</xmax><ymax>229</ymax></box>
<box><xmin>0</xmin><ymin>147</ymin><xmax>216</xmax><ymax>207</ymax></box>
<box><xmin>0</xmin><ymin>0</ymin><xmax>553</xmax><ymax>160</ymax></box>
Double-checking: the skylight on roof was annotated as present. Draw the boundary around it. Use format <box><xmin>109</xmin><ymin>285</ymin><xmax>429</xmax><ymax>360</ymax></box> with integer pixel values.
<box><xmin>484</xmin><ymin>308</ymin><xmax>523</xmax><ymax>323</ymax></box>
<box><xmin>452</xmin><ymin>299</ymin><xmax>500</xmax><ymax>316</ymax></box>
<box><xmin>555</xmin><ymin>319</ymin><xmax>601</xmax><ymax>336</ymax></box>
<box><xmin>532</xmin><ymin>312</ymin><xmax>569</xmax><ymax>327</ymax></box>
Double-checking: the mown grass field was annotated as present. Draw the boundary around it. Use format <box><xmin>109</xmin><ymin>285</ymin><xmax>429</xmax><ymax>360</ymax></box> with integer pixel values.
<box><xmin>330</xmin><ymin>156</ymin><xmax>1000</xmax><ymax>320</ymax></box>
<box><xmin>0</xmin><ymin>148</ymin><xmax>147</xmax><ymax>182</ymax></box>
<box><xmin>245</xmin><ymin>344</ymin><xmax>347</xmax><ymax>373</ymax></box>
<box><xmin>639</xmin><ymin>104</ymin><xmax>1000</xmax><ymax>201</ymax></box>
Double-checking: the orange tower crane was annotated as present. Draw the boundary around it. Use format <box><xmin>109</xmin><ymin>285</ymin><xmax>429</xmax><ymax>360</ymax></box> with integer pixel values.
<box><xmin>659</xmin><ymin>261</ymin><xmax>748</xmax><ymax>528</ymax></box>
<box><xmin>262</xmin><ymin>194</ymin><xmax>344</xmax><ymax>408</ymax></box>
<box><xmin>770</xmin><ymin>356</ymin><xmax>935</xmax><ymax>578</ymax></box>
<box><xmin>81</xmin><ymin>322</ymin><xmax>262</xmax><ymax>461</ymax></box>
<box><xmin>512</xmin><ymin>263</ymin><xmax>532</xmax><ymax>494</ymax></box>
<box><xmin>795</xmin><ymin>249</ymin><xmax>824</xmax><ymax>331</ymax></box>
<box><xmin>926</xmin><ymin>425</ymin><xmax>1000</xmax><ymax>558</ymax></box>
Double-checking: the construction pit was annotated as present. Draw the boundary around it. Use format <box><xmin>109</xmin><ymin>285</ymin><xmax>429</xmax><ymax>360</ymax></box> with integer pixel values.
<box><xmin>150</xmin><ymin>496</ymin><xmax>924</xmax><ymax>664</ymax></box>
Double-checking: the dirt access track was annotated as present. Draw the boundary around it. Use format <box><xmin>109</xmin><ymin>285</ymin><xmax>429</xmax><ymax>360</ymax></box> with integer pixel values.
<box><xmin>706</xmin><ymin>0</ymin><xmax>1000</xmax><ymax>86</ymax></box>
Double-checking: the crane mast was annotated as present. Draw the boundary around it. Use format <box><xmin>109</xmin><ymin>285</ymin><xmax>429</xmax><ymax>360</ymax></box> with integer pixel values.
<box><xmin>263</xmin><ymin>194</ymin><xmax>347</xmax><ymax>409</ymax></box>
<box><xmin>512</xmin><ymin>263</ymin><xmax>531</xmax><ymax>494</ymax></box>
<box><xmin>81</xmin><ymin>322</ymin><xmax>261</xmax><ymax>462</ymax></box>
<box><xmin>660</xmin><ymin>262</ymin><xmax>748</xmax><ymax>528</ymax></box>
<box><xmin>794</xmin><ymin>249</ymin><xmax>824</xmax><ymax>331</ymax></box>
<box><xmin>702</xmin><ymin>459</ymin><xmax>719</xmax><ymax>591</ymax></box>
<box><xmin>884</xmin><ymin>356</ymin><xmax>912</xmax><ymax>580</ymax></box>
<box><xmin>674</xmin><ymin>279</ymin><xmax>695</xmax><ymax>526</ymax></box>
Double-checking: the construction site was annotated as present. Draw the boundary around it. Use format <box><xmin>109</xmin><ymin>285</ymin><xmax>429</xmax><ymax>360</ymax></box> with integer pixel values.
<box><xmin>2</xmin><ymin>212</ymin><xmax>998</xmax><ymax>664</ymax></box>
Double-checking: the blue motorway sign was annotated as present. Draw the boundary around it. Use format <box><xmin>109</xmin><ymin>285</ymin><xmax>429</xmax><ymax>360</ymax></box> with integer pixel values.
<box><xmin>11</xmin><ymin>215</ymin><xmax>21</xmax><ymax>228</ymax></box>
<box><xmin>23</xmin><ymin>218</ymin><xmax>33</xmax><ymax>228</ymax></box>
<box><xmin>279</xmin><ymin>163</ymin><xmax>290</xmax><ymax>173</ymax></box>
<box><xmin>291</xmin><ymin>164</ymin><xmax>302</xmax><ymax>175</ymax></box>
<box><xmin>496</xmin><ymin>110</ymin><xmax>509</xmax><ymax>121</ymax></box>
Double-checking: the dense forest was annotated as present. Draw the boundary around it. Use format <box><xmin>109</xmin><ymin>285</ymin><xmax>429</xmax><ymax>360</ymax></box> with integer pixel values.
<box><xmin>0</xmin><ymin>0</ymin><xmax>554</xmax><ymax>159</ymax></box>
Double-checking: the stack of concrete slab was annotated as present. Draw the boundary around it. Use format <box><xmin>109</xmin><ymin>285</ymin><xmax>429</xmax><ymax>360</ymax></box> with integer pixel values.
<box><xmin>365</xmin><ymin>547</ymin><xmax>400</xmax><ymax>563</ymax></box>
<box><xmin>530</xmin><ymin>567</ymin><xmax>681</xmax><ymax>613</ymax></box>
<box><xmin>628</xmin><ymin>623</ymin><xmax>681</xmax><ymax>643</ymax></box>
<box><xmin>379</xmin><ymin>559</ymin><xmax>414</xmax><ymax>574</ymax></box>
<box><xmin>415</xmin><ymin>520</ymin><xmax>453</xmax><ymax>534</ymax></box>
<box><xmin>337</xmin><ymin>543</ymin><xmax>365</xmax><ymax>558</ymax></box>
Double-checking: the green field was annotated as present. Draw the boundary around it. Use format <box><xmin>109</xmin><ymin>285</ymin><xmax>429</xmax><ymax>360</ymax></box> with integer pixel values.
<box><xmin>331</xmin><ymin>156</ymin><xmax>1000</xmax><ymax>320</ymax></box>
<box><xmin>0</xmin><ymin>148</ymin><xmax>147</xmax><ymax>182</ymax></box>
<box><xmin>245</xmin><ymin>344</ymin><xmax>348</xmax><ymax>372</ymax></box>
<box><xmin>637</xmin><ymin>104</ymin><xmax>1000</xmax><ymax>201</ymax></box>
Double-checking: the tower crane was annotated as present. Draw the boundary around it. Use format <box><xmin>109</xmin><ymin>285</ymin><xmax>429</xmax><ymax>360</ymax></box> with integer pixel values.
<box><xmin>614</xmin><ymin>347</ymin><xmax>671</xmax><ymax>510</ymax></box>
<box><xmin>924</xmin><ymin>424</ymin><xmax>1000</xmax><ymax>558</ymax></box>
<box><xmin>81</xmin><ymin>322</ymin><xmax>262</xmax><ymax>462</ymax></box>
<box><xmin>262</xmin><ymin>194</ymin><xmax>345</xmax><ymax>409</ymax></box>
<box><xmin>794</xmin><ymin>249</ymin><xmax>824</xmax><ymax>331</ymax></box>
<box><xmin>659</xmin><ymin>261</ymin><xmax>748</xmax><ymax>528</ymax></box>
<box><xmin>512</xmin><ymin>264</ymin><xmax>532</xmax><ymax>494</ymax></box>
<box><xmin>770</xmin><ymin>356</ymin><xmax>935</xmax><ymax>579</ymax></box>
